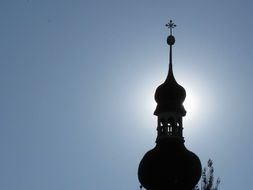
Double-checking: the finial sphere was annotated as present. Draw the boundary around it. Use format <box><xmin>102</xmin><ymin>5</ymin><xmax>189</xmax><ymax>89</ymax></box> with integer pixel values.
<box><xmin>167</xmin><ymin>35</ymin><xmax>175</xmax><ymax>45</ymax></box>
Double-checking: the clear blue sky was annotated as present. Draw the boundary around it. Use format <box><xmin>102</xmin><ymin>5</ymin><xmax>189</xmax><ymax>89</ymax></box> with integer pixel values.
<box><xmin>1</xmin><ymin>1</ymin><xmax>253</xmax><ymax>189</ymax></box>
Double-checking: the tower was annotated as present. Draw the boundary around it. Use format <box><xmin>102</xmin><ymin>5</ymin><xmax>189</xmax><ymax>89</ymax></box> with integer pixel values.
<box><xmin>138</xmin><ymin>20</ymin><xmax>202</xmax><ymax>190</ymax></box>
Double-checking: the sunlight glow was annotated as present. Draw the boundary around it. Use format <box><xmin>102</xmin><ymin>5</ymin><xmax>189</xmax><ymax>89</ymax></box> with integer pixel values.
<box><xmin>133</xmin><ymin>67</ymin><xmax>216</xmax><ymax>137</ymax></box>
<box><xmin>181</xmin><ymin>75</ymin><xmax>217</xmax><ymax>137</ymax></box>
<box><xmin>184</xmin><ymin>88</ymin><xmax>199</xmax><ymax>120</ymax></box>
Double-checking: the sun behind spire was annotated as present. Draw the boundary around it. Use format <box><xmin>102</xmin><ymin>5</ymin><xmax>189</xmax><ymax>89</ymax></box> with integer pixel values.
<box><xmin>138</xmin><ymin>20</ymin><xmax>201</xmax><ymax>190</ymax></box>
<box><xmin>154</xmin><ymin>20</ymin><xmax>186</xmax><ymax>116</ymax></box>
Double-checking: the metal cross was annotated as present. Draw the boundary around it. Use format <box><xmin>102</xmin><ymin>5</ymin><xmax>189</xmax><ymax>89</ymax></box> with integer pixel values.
<box><xmin>165</xmin><ymin>20</ymin><xmax>176</xmax><ymax>35</ymax></box>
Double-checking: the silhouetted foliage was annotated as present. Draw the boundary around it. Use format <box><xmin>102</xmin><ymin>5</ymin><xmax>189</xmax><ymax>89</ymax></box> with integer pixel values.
<box><xmin>194</xmin><ymin>159</ymin><xmax>220</xmax><ymax>190</ymax></box>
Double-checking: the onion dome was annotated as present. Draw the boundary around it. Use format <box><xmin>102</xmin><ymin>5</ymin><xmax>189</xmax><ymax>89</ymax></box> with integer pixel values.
<box><xmin>154</xmin><ymin>34</ymin><xmax>186</xmax><ymax>116</ymax></box>
<box><xmin>138</xmin><ymin>140</ymin><xmax>202</xmax><ymax>190</ymax></box>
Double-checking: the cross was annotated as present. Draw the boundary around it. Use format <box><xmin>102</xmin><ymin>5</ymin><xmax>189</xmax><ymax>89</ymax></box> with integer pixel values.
<box><xmin>165</xmin><ymin>20</ymin><xmax>176</xmax><ymax>35</ymax></box>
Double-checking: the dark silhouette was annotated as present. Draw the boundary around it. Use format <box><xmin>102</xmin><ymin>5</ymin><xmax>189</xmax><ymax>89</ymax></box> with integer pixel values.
<box><xmin>195</xmin><ymin>159</ymin><xmax>220</xmax><ymax>190</ymax></box>
<box><xmin>138</xmin><ymin>20</ymin><xmax>202</xmax><ymax>190</ymax></box>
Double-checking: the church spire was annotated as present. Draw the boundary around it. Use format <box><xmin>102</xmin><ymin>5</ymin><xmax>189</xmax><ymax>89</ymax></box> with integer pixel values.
<box><xmin>138</xmin><ymin>20</ymin><xmax>202</xmax><ymax>190</ymax></box>
<box><xmin>154</xmin><ymin>20</ymin><xmax>186</xmax><ymax>116</ymax></box>
<box><xmin>166</xmin><ymin>20</ymin><xmax>176</xmax><ymax>82</ymax></box>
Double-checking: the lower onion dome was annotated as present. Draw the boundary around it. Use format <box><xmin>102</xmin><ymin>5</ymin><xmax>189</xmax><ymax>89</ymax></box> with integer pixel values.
<box><xmin>138</xmin><ymin>140</ymin><xmax>201</xmax><ymax>190</ymax></box>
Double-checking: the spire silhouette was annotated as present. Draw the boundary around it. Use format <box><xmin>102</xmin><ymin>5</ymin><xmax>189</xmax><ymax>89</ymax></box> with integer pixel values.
<box><xmin>138</xmin><ymin>20</ymin><xmax>202</xmax><ymax>190</ymax></box>
<box><xmin>154</xmin><ymin>21</ymin><xmax>186</xmax><ymax>116</ymax></box>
